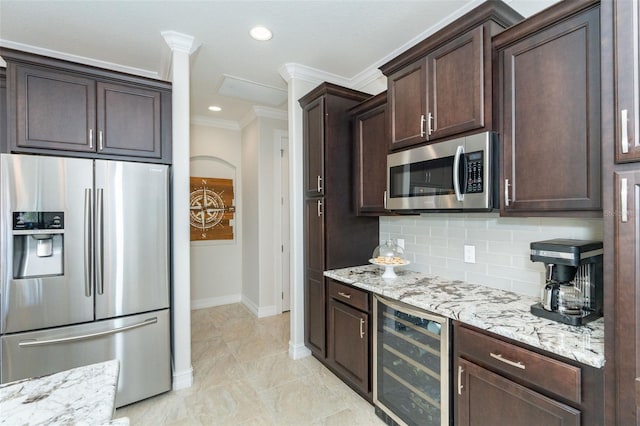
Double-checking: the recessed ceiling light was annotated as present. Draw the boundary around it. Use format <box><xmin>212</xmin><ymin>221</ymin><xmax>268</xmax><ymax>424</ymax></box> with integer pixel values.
<box><xmin>208</xmin><ymin>105</ymin><xmax>222</xmax><ymax>112</ymax></box>
<box><xmin>249</xmin><ymin>25</ymin><xmax>273</xmax><ymax>41</ymax></box>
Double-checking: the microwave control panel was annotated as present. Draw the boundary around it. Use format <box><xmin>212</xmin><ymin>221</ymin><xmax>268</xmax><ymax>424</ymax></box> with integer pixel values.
<box><xmin>465</xmin><ymin>151</ymin><xmax>484</xmax><ymax>193</ymax></box>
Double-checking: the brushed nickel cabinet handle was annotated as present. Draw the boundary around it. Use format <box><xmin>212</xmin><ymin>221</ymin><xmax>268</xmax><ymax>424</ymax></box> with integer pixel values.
<box><xmin>98</xmin><ymin>130</ymin><xmax>104</xmax><ymax>151</ymax></box>
<box><xmin>621</xmin><ymin>109</ymin><xmax>630</xmax><ymax>154</ymax></box>
<box><xmin>621</xmin><ymin>178</ymin><xmax>628</xmax><ymax>223</ymax></box>
<box><xmin>490</xmin><ymin>352</ymin><xmax>526</xmax><ymax>370</ymax></box>
<box><xmin>420</xmin><ymin>114</ymin><xmax>426</xmax><ymax>137</ymax></box>
<box><xmin>89</xmin><ymin>129</ymin><xmax>94</xmax><ymax>149</ymax></box>
<box><xmin>504</xmin><ymin>179</ymin><xmax>511</xmax><ymax>207</ymax></box>
<box><xmin>338</xmin><ymin>291</ymin><xmax>351</xmax><ymax>299</ymax></box>
<box><xmin>359</xmin><ymin>318</ymin><xmax>365</xmax><ymax>339</ymax></box>
<box><xmin>383</xmin><ymin>190</ymin><xmax>387</xmax><ymax>209</ymax></box>
<box><xmin>458</xmin><ymin>365</ymin><xmax>464</xmax><ymax>395</ymax></box>
<box><xmin>317</xmin><ymin>175</ymin><xmax>323</xmax><ymax>193</ymax></box>
<box><xmin>317</xmin><ymin>199</ymin><xmax>323</xmax><ymax>217</ymax></box>
<box><xmin>427</xmin><ymin>112</ymin><xmax>433</xmax><ymax>136</ymax></box>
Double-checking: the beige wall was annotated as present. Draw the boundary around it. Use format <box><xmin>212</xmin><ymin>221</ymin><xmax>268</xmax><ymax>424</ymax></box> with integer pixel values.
<box><xmin>241</xmin><ymin>114</ymin><xmax>288</xmax><ymax>316</ymax></box>
<box><xmin>190</xmin><ymin>123</ymin><xmax>243</xmax><ymax>308</ymax></box>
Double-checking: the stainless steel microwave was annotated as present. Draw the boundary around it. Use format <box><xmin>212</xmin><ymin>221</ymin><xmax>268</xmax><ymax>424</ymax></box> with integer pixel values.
<box><xmin>386</xmin><ymin>132</ymin><xmax>497</xmax><ymax>212</ymax></box>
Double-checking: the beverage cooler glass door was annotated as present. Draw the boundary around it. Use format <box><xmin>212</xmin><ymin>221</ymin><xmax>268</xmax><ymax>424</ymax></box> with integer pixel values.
<box><xmin>374</xmin><ymin>295</ymin><xmax>450</xmax><ymax>426</ymax></box>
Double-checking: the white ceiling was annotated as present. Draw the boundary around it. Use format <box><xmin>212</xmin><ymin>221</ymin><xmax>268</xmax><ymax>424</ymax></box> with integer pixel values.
<box><xmin>0</xmin><ymin>0</ymin><xmax>556</xmax><ymax>125</ymax></box>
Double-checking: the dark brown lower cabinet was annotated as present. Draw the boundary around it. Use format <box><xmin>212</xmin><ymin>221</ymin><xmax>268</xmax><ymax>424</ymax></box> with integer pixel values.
<box><xmin>326</xmin><ymin>279</ymin><xmax>371</xmax><ymax>400</ymax></box>
<box><xmin>454</xmin><ymin>322</ymin><xmax>603</xmax><ymax>425</ymax></box>
<box><xmin>457</xmin><ymin>358</ymin><xmax>580</xmax><ymax>426</ymax></box>
<box><xmin>305</xmin><ymin>271</ymin><xmax>325</xmax><ymax>358</ymax></box>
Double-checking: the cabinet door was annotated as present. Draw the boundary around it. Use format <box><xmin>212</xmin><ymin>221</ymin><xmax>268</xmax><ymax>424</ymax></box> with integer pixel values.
<box><xmin>613</xmin><ymin>171</ymin><xmax>640</xmax><ymax>423</ymax></box>
<box><xmin>614</xmin><ymin>0</ymin><xmax>640</xmax><ymax>162</ymax></box>
<box><xmin>500</xmin><ymin>6</ymin><xmax>600</xmax><ymax>214</ymax></box>
<box><xmin>304</xmin><ymin>198</ymin><xmax>325</xmax><ymax>357</ymax></box>
<box><xmin>388</xmin><ymin>59</ymin><xmax>427</xmax><ymax>150</ymax></box>
<box><xmin>14</xmin><ymin>65</ymin><xmax>96</xmax><ymax>152</ymax></box>
<box><xmin>456</xmin><ymin>358</ymin><xmax>580</xmax><ymax>426</ymax></box>
<box><xmin>327</xmin><ymin>298</ymin><xmax>369</xmax><ymax>394</ymax></box>
<box><xmin>354</xmin><ymin>101</ymin><xmax>388</xmax><ymax>215</ymax></box>
<box><xmin>427</xmin><ymin>26</ymin><xmax>484</xmax><ymax>140</ymax></box>
<box><xmin>304</xmin><ymin>96</ymin><xmax>325</xmax><ymax>197</ymax></box>
<box><xmin>97</xmin><ymin>82</ymin><xmax>162</xmax><ymax>159</ymax></box>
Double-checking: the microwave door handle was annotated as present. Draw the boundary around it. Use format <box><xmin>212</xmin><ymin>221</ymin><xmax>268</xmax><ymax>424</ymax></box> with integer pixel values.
<box><xmin>453</xmin><ymin>145</ymin><xmax>464</xmax><ymax>202</ymax></box>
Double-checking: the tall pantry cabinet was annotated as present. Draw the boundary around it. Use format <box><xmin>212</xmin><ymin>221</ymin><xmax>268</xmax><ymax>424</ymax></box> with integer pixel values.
<box><xmin>299</xmin><ymin>83</ymin><xmax>378</xmax><ymax>359</ymax></box>
<box><xmin>602</xmin><ymin>0</ymin><xmax>640</xmax><ymax>424</ymax></box>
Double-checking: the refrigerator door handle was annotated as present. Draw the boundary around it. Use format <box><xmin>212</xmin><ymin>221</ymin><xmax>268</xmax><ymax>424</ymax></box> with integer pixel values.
<box><xmin>84</xmin><ymin>188</ymin><xmax>93</xmax><ymax>297</ymax></box>
<box><xmin>17</xmin><ymin>317</ymin><xmax>158</xmax><ymax>347</ymax></box>
<box><xmin>96</xmin><ymin>188</ymin><xmax>104</xmax><ymax>295</ymax></box>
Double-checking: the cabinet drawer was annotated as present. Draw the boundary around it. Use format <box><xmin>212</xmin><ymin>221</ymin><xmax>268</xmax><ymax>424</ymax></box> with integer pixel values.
<box><xmin>456</xmin><ymin>325</ymin><xmax>581</xmax><ymax>404</ymax></box>
<box><xmin>327</xmin><ymin>280</ymin><xmax>369</xmax><ymax>312</ymax></box>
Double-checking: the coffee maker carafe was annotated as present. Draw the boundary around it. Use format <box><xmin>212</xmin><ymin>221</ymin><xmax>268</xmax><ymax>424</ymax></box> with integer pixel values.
<box><xmin>530</xmin><ymin>239</ymin><xmax>603</xmax><ymax>326</ymax></box>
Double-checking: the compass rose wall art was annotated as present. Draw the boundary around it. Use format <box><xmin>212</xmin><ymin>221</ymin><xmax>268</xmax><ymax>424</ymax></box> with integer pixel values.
<box><xmin>189</xmin><ymin>177</ymin><xmax>236</xmax><ymax>241</ymax></box>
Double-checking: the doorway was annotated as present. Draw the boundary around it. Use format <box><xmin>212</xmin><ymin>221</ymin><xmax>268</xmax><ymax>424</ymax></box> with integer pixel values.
<box><xmin>274</xmin><ymin>130</ymin><xmax>290</xmax><ymax>312</ymax></box>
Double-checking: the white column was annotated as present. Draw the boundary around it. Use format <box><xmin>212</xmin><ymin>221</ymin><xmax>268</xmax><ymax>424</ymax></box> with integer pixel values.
<box><xmin>162</xmin><ymin>30</ymin><xmax>200</xmax><ymax>390</ymax></box>
<box><xmin>279</xmin><ymin>64</ymin><xmax>320</xmax><ymax>359</ymax></box>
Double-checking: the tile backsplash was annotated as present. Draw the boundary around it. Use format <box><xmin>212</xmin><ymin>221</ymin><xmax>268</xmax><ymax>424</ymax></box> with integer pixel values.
<box><xmin>379</xmin><ymin>213</ymin><xmax>604</xmax><ymax>298</ymax></box>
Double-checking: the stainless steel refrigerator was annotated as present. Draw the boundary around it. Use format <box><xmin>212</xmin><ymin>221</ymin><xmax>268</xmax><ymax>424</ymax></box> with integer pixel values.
<box><xmin>0</xmin><ymin>153</ymin><xmax>171</xmax><ymax>407</ymax></box>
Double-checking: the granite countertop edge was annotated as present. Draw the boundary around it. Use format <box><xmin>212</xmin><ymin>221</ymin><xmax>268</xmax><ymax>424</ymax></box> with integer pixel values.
<box><xmin>0</xmin><ymin>359</ymin><xmax>120</xmax><ymax>425</ymax></box>
<box><xmin>324</xmin><ymin>265</ymin><xmax>605</xmax><ymax>369</ymax></box>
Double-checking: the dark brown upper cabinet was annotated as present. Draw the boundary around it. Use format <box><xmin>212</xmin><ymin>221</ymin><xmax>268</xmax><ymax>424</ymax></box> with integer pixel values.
<box><xmin>613</xmin><ymin>0</ymin><xmax>640</xmax><ymax>163</ymax></box>
<box><xmin>303</xmin><ymin>96</ymin><xmax>325</xmax><ymax>198</ymax></box>
<box><xmin>494</xmin><ymin>0</ymin><xmax>601</xmax><ymax>216</ymax></box>
<box><xmin>350</xmin><ymin>92</ymin><xmax>391</xmax><ymax>216</ymax></box>
<box><xmin>380</xmin><ymin>1</ymin><xmax>523</xmax><ymax>151</ymax></box>
<box><xmin>2</xmin><ymin>48</ymin><xmax>171</xmax><ymax>164</ymax></box>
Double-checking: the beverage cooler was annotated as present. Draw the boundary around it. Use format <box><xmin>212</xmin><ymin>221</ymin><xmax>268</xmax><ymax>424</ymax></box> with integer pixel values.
<box><xmin>374</xmin><ymin>295</ymin><xmax>450</xmax><ymax>426</ymax></box>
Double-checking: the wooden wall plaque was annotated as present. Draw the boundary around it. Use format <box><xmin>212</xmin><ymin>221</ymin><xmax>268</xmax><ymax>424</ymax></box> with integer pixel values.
<box><xmin>189</xmin><ymin>177</ymin><xmax>235</xmax><ymax>241</ymax></box>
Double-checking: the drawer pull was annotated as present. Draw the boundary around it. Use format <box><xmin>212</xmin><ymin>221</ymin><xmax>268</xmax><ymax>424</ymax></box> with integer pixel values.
<box><xmin>359</xmin><ymin>318</ymin><xmax>365</xmax><ymax>339</ymax></box>
<box><xmin>490</xmin><ymin>352</ymin><xmax>526</xmax><ymax>370</ymax></box>
<box><xmin>338</xmin><ymin>291</ymin><xmax>351</xmax><ymax>299</ymax></box>
<box><xmin>458</xmin><ymin>365</ymin><xmax>464</xmax><ymax>395</ymax></box>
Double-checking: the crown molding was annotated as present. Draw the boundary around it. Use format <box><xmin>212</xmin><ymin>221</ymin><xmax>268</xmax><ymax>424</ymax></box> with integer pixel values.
<box><xmin>191</xmin><ymin>115</ymin><xmax>240</xmax><ymax>131</ymax></box>
<box><xmin>239</xmin><ymin>105</ymin><xmax>288</xmax><ymax>129</ymax></box>
<box><xmin>161</xmin><ymin>31</ymin><xmax>201</xmax><ymax>55</ymax></box>
<box><xmin>278</xmin><ymin>63</ymin><xmax>351</xmax><ymax>87</ymax></box>
<box><xmin>0</xmin><ymin>39</ymin><xmax>161</xmax><ymax>79</ymax></box>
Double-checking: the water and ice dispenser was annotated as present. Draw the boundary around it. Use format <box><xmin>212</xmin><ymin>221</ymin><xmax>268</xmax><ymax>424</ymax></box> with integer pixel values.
<box><xmin>12</xmin><ymin>212</ymin><xmax>64</xmax><ymax>278</ymax></box>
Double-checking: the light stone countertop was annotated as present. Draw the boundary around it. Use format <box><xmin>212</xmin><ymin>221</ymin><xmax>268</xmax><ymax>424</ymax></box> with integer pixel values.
<box><xmin>324</xmin><ymin>264</ymin><xmax>605</xmax><ymax>369</ymax></box>
<box><xmin>0</xmin><ymin>360</ymin><xmax>121</xmax><ymax>425</ymax></box>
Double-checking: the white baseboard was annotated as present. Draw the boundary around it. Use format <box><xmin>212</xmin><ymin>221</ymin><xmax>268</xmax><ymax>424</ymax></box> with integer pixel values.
<box><xmin>241</xmin><ymin>295</ymin><xmax>278</xmax><ymax>318</ymax></box>
<box><xmin>289</xmin><ymin>341</ymin><xmax>311</xmax><ymax>360</ymax></box>
<box><xmin>191</xmin><ymin>294</ymin><xmax>242</xmax><ymax>310</ymax></box>
<box><xmin>172</xmin><ymin>366</ymin><xmax>194</xmax><ymax>391</ymax></box>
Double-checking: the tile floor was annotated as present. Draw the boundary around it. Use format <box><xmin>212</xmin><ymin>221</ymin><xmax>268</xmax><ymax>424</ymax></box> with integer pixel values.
<box><xmin>115</xmin><ymin>303</ymin><xmax>385</xmax><ymax>425</ymax></box>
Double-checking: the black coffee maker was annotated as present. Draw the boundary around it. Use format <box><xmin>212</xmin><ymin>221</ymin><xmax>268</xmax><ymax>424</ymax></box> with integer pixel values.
<box><xmin>530</xmin><ymin>239</ymin><xmax>603</xmax><ymax>326</ymax></box>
